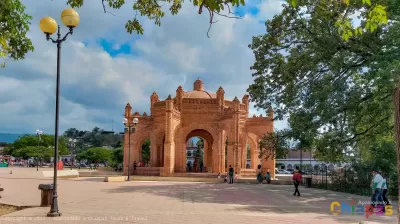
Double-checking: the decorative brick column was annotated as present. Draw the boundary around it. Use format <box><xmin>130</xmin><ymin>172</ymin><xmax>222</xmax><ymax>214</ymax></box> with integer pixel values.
<box><xmin>162</xmin><ymin>95</ymin><xmax>175</xmax><ymax>177</ymax></box>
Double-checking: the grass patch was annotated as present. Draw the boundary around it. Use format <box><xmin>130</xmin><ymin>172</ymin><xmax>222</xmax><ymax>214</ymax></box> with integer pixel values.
<box><xmin>0</xmin><ymin>204</ymin><xmax>28</xmax><ymax>216</ymax></box>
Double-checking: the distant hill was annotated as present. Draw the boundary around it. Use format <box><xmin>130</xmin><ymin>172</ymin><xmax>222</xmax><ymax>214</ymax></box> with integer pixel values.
<box><xmin>0</xmin><ymin>133</ymin><xmax>26</xmax><ymax>144</ymax></box>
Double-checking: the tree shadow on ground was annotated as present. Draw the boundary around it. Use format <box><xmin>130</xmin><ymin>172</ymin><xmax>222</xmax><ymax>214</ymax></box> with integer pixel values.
<box><xmin>102</xmin><ymin>183</ymin><xmax>397</xmax><ymax>223</ymax></box>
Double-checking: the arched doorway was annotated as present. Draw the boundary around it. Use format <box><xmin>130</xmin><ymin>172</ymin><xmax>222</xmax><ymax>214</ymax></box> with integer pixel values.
<box><xmin>138</xmin><ymin>138</ymin><xmax>151</xmax><ymax>167</ymax></box>
<box><xmin>184</xmin><ymin>129</ymin><xmax>214</xmax><ymax>173</ymax></box>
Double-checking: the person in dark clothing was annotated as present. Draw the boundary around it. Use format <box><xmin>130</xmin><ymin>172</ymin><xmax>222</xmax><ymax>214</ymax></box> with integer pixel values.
<box><xmin>200</xmin><ymin>161</ymin><xmax>203</xmax><ymax>172</ymax></box>
<box><xmin>229</xmin><ymin>165</ymin><xmax>234</xmax><ymax>184</ymax></box>
<box><xmin>292</xmin><ymin>169</ymin><xmax>302</xmax><ymax>196</ymax></box>
<box><xmin>265</xmin><ymin>172</ymin><xmax>271</xmax><ymax>184</ymax></box>
<box><xmin>257</xmin><ymin>171</ymin><xmax>263</xmax><ymax>184</ymax></box>
<box><xmin>382</xmin><ymin>174</ymin><xmax>390</xmax><ymax>205</ymax></box>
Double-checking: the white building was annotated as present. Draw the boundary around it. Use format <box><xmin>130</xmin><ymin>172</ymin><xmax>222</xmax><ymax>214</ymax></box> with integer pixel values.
<box><xmin>247</xmin><ymin>149</ymin><xmax>346</xmax><ymax>171</ymax></box>
<box><xmin>186</xmin><ymin>139</ymin><xmax>203</xmax><ymax>165</ymax></box>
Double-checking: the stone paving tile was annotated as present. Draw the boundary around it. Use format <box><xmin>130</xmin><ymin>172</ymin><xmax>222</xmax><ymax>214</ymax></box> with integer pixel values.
<box><xmin>0</xmin><ymin>168</ymin><xmax>397</xmax><ymax>224</ymax></box>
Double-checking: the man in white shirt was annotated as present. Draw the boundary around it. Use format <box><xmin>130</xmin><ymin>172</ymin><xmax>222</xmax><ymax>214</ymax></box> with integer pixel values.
<box><xmin>371</xmin><ymin>170</ymin><xmax>385</xmax><ymax>211</ymax></box>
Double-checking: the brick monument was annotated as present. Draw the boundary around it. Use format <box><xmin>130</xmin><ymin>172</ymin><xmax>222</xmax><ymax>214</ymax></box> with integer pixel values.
<box><xmin>123</xmin><ymin>78</ymin><xmax>275</xmax><ymax>177</ymax></box>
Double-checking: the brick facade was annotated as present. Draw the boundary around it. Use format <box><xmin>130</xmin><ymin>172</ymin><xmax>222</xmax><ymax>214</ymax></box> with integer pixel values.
<box><xmin>123</xmin><ymin>78</ymin><xmax>275</xmax><ymax>177</ymax></box>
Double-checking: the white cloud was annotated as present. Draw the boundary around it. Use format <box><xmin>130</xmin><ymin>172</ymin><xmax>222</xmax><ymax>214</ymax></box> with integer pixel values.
<box><xmin>0</xmin><ymin>0</ymin><xmax>287</xmax><ymax>135</ymax></box>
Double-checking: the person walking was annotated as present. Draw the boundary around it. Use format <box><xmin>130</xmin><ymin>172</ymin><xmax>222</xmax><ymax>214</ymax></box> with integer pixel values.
<box><xmin>229</xmin><ymin>165</ymin><xmax>234</xmax><ymax>184</ymax></box>
<box><xmin>257</xmin><ymin>171</ymin><xmax>263</xmax><ymax>184</ymax></box>
<box><xmin>371</xmin><ymin>170</ymin><xmax>385</xmax><ymax>211</ymax></box>
<box><xmin>292</xmin><ymin>169</ymin><xmax>302</xmax><ymax>196</ymax></box>
<box><xmin>381</xmin><ymin>173</ymin><xmax>390</xmax><ymax>205</ymax></box>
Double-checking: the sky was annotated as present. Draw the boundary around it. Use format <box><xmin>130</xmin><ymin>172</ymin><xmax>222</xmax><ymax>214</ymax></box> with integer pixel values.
<box><xmin>0</xmin><ymin>0</ymin><xmax>288</xmax><ymax>135</ymax></box>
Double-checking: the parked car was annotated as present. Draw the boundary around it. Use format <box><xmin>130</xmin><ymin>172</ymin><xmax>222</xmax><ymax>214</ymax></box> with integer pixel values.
<box><xmin>275</xmin><ymin>168</ymin><xmax>291</xmax><ymax>174</ymax></box>
<box><xmin>29</xmin><ymin>163</ymin><xmax>38</xmax><ymax>167</ymax></box>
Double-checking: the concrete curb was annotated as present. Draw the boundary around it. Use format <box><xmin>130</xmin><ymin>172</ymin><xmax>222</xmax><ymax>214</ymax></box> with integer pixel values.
<box><xmin>102</xmin><ymin>175</ymin><xmax>293</xmax><ymax>184</ymax></box>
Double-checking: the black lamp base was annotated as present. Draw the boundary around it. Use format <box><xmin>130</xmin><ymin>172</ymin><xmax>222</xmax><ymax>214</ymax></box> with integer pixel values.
<box><xmin>47</xmin><ymin>211</ymin><xmax>62</xmax><ymax>217</ymax></box>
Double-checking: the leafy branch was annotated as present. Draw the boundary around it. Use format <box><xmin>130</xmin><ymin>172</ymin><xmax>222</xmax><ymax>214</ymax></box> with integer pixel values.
<box><xmin>67</xmin><ymin>0</ymin><xmax>244</xmax><ymax>37</ymax></box>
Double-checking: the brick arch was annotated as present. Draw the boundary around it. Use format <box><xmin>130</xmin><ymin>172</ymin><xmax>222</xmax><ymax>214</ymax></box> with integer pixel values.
<box><xmin>180</xmin><ymin>125</ymin><xmax>219</xmax><ymax>142</ymax></box>
<box><xmin>131</xmin><ymin>128</ymin><xmax>152</xmax><ymax>163</ymax></box>
<box><xmin>246</xmin><ymin>132</ymin><xmax>259</xmax><ymax>169</ymax></box>
<box><xmin>177</xmin><ymin>125</ymin><xmax>219</xmax><ymax>173</ymax></box>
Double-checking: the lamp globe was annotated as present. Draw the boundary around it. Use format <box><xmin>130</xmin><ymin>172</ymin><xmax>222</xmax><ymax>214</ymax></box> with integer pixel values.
<box><xmin>40</xmin><ymin>17</ymin><xmax>58</xmax><ymax>34</ymax></box>
<box><xmin>61</xmin><ymin>8</ymin><xmax>80</xmax><ymax>28</ymax></box>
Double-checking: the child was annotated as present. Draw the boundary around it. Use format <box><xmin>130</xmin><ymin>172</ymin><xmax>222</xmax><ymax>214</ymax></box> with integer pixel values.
<box><xmin>224</xmin><ymin>172</ymin><xmax>228</xmax><ymax>183</ymax></box>
<box><xmin>265</xmin><ymin>172</ymin><xmax>271</xmax><ymax>184</ymax></box>
<box><xmin>235</xmin><ymin>172</ymin><xmax>238</xmax><ymax>180</ymax></box>
<box><xmin>218</xmin><ymin>172</ymin><xmax>221</xmax><ymax>179</ymax></box>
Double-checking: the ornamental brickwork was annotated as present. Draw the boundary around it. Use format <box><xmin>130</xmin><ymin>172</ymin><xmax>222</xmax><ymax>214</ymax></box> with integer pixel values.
<box><xmin>123</xmin><ymin>78</ymin><xmax>275</xmax><ymax>177</ymax></box>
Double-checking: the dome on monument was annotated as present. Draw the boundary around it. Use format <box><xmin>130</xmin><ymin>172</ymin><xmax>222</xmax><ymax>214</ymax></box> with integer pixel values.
<box><xmin>183</xmin><ymin>78</ymin><xmax>217</xmax><ymax>99</ymax></box>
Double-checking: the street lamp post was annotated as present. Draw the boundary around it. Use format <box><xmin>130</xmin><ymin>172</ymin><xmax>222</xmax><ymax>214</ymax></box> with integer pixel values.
<box><xmin>39</xmin><ymin>8</ymin><xmax>80</xmax><ymax>217</ymax></box>
<box><xmin>68</xmin><ymin>138</ymin><xmax>77</xmax><ymax>170</ymax></box>
<box><xmin>36</xmin><ymin>129</ymin><xmax>43</xmax><ymax>171</ymax></box>
<box><xmin>123</xmin><ymin>117</ymin><xmax>139</xmax><ymax>181</ymax></box>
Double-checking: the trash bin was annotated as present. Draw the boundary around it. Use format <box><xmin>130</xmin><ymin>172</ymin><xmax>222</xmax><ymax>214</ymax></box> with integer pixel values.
<box><xmin>306</xmin><ymin>177</ymin><xmax>312</xmax><ymax>188</ymax></box>
<box><xmin>38</xmin><ymin>184</ymin><xmax>54</xmax><ymax>207</ymax></box>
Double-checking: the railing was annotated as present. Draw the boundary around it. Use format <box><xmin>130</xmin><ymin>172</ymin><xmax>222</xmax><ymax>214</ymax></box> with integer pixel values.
<box><xmin>306</xmin><ymin>169</ymin><xmax>398</xmax><ymax>200</ymax></box>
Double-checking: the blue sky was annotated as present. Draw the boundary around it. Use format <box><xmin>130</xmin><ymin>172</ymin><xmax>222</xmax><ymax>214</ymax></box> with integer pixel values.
<box><xmin>0</xmin><ymin>0</ymin><xmax>288</xmax><ymax>135</ymax></box>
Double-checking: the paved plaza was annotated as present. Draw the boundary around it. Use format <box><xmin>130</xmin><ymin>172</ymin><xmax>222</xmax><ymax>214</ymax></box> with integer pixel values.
<box><xmin>0</xmin><ymin>168</ymin><xmax>397</xmax><ymax>224</ymax></box>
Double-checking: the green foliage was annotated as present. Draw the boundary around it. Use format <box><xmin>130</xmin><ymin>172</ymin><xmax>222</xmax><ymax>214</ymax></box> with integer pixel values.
<box><xmin>289</xmin><ymin>0</ymin><xmax>389</xmax><ymax>41</ymax></box>
<box><xmin>0</xmin><ymin>0</ymin><xmax>34</xmax><ymax>68</ymax></box>
<box><xmin>141</xmin><ymin>138</ymin><xmax>150</xmax><ymax>164</ymax></box>
<box><xmin>195</xmin><ymin>138</ymin><xmax>204</xmax><ymax>163</ymax></box>
<box><xmin>14</xmin><ymin>146</ymin><xmax>52</xmax><ymax>160</ymax></box>
<box><xmin>63</xmin><ymin>127</ymin><xmax>123</xmax><ymax>150</ymax></box>
<box><xmin>246</xmin><ymin>144</ymin><xmax>251</xmax><ymax>159</ymax></box>
<box><xmin>84</xmin><ymin>147</ymin><xmax>113</xmax><ymax>163</ymax></box>
<box><xmin>249</xmin><ymin>0</ymin><xmax>399</xmax><ymax>162</ymax></box>
<box><xmin>259</xmin><ymin>131</ymin><xmax>290</xmax><ymax>160</ymax></box>
<box><xmin>112</xmin><ymin>147</ymin><xmax>123</xmax><ymax>164</ymax></box>
<box><xmin>8</xmin><ymin>134</ymin><xmax>68</xmax><ymax>159</ymax></box>
<box><xmin>67</xmin><ymin>0</ymin><xmax>245</xmax><ymax>36</ymax></box>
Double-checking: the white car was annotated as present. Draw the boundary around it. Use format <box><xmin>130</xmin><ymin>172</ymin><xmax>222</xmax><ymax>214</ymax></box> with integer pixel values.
<box><xmin>275</xmin><ymin>168</ymin><xmax>291</xmax><ymax>174</ymax></box>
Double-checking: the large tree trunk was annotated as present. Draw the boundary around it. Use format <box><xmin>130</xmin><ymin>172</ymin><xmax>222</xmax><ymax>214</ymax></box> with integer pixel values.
<box><xmin>393</xmin><ymin>84</ymin><xmax>400</xmax><ymax>223</ymax></box>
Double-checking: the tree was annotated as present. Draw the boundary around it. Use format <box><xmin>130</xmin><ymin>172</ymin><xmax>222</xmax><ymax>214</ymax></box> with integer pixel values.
<box><xmin>249</xmin><ymin>0</ymin><xmax>399</xmax><ymax>161</ymax></box>
<box><xmin>14</xmin><ymin>146</ymin><xmax>51</xmax><ymax>160</ymax></box>
<box><xmin>85</xmin><ymin>147</ymin><xmax>113</xmax><ymax>163</ymax></box>
<box><xmin>76</xmin><ymin>150</ymin><xmax>88</xmax><ymax>163</ymax></box>
<box><xmin>0</xmin><ymin>0</ymin><xmax>34</xmax><ymax>68</ymax></box>
<box><xmin>112</xmin><ymin>147</ymin><xmax>123</xmax><ymax>164</ymax></box>
<box><xmin>2</xmin><ymin>0</ymin><xmax>390</xmax><ymax>68</ymax></box>
<box><xmin>288</xmin><ymin>0</ymin><xmax>390</xmax><ymax>41</ymax></box>
<box><xmin>246</xmin><ymin>144</ymin><xmax>251</xmax><ymax>160</ymax></box>
<box><xmin>67</xmin><ymin>0</ymin><xmax>244</xmax><ymax>36</ymax></box>
<box><xmin>259</xmin><ymin>132</ymin><xmax>290</xmax><ymax>161</ymax></box>
<box><xmin>141</xmin><ymin>139</ymin><xmax>150</xmax><ymax>165</ymax></box>
<box><xmin>248</xmin><ymin>0</ymin><xmax>400</xmax><ymax>219</ymax></box>
<box><xmin>195</xmin><ymin>138</ymin><xmax>204</xmax><ymax>163</ymax></box>
<box><xmin>9</xmin><ymin>134</ymin><xmax>68</xmax><ymax>158</ymax></box>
